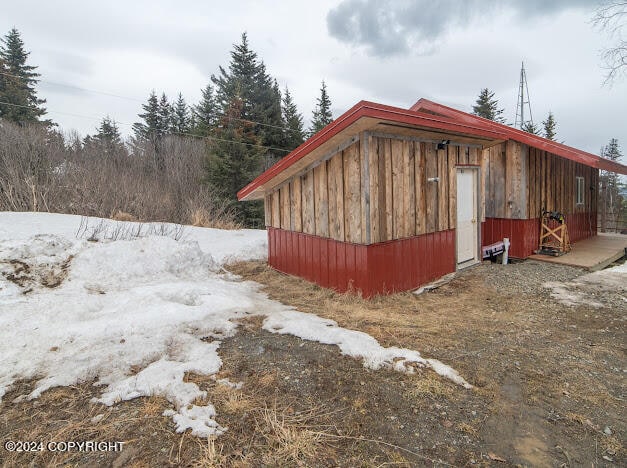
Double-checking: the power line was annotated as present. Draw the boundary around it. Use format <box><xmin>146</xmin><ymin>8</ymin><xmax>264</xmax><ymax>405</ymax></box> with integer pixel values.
<box><xmin>0</xmin><ymin>70</ymin><xmax>144</xmax><ymax>103</ymax></box>
<box><xmin>0</xmin><ymin>70</ymin><xmax>302</xmax><ymax>135</ymax></box>
<box><xmin>0</xmin><ymin>100</ymin><xmax>292</xmax><ymax>153</ymax></box>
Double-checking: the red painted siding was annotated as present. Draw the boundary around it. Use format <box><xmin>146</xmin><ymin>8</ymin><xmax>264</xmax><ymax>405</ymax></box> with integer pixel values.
<box><xmin>267</xmin><ymin>227</ymin><xmax>456</xmax><ymax>297</ymax></box>
<box><xmin>565</xmin><ymin>212</ymin><xmax>597</xmax><ymax>243</ymax></box>
<box><xmin>482</xmin><ymin>213</ymin><xmax>596</xmax><ymax>259</ymax></box>
<box><xmin>482</xmin><ymin>218</ymin><xmax>539</xmax><ymax>259</ymax></box>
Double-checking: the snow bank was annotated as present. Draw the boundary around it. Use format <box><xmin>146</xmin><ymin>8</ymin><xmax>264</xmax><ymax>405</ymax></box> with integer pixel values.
<box><xmin>0</xmin><ymin>212</ymin><xmax>472</xmax><ymax>438</ymax></box>
<box><xmin>0</xmin><ymin>212</ymin><xmax>267</xmax><ymax>266</ymax></box>
<box><xmin>544</xmin><ymin>262</ymin><xmax>626</xmax><ymax>308</ymax></box>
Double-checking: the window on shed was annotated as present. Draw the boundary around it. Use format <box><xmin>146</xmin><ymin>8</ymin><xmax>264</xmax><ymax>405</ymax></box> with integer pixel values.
<box><xmin>576</xmin><ymin>176</ymin><xmax>585</xmax><ymax>205</ymax></box>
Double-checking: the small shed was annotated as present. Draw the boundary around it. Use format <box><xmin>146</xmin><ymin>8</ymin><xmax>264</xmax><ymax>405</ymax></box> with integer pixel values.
<box><xmin>238</xmin><ymin>99</ymin><xmax>627</xmax><ymax>297</ymax></box>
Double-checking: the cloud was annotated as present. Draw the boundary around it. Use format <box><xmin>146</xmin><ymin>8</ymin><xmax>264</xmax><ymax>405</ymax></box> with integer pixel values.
<box><xmin>327</xmin><ymin>0</ymin><xmax>593</xmax><ymax>57</ymax></box>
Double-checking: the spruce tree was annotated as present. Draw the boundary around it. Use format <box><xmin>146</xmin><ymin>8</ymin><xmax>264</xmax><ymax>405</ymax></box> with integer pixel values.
<box><xmin>158</xmin><ymin>93</ymin><xmax>173</xmax><ymax>133</ymax></box>
<box><xmin>282</xmin><ymin>86</ymin><xmax>305</xmax><ymax>150</ymax></box>
<box><xmin>87</xmin><ymin>116</ymin><xmax>125</xmax><ymax>156</ymax></box>
<box><xmin>132</xmin><ymin>91</ymin><xmax>161</xmax><ymax>141</ymax></box>
<box><xmin>472</xmin><ymin>88</ymin><xmax>505</xmax><ymax>123</ymax></box>
<box><xmin>210</xmin><ymin>33</ymin><xmax>284</xmax><ymax>147</ymax></box>
<box><xmin>208</xmin><ymin>32</ymin><xmax>287</xmax><ymax>224</ymax></box>
<box><xmin>258</xmin><ymin>78</ymin><xmax>284</xmax><ymax>168</ymax></box>
<box><xmin>211</xmin><ymin>33</ymin><xmax>260</xmax><ymax>118</ymax></box>
<box><xmin>206</xmin><ymin>96</ymin><xmax>265</xmax><ymax>226</ymax></box>
<box><xmin>0</xmin><ymin>28</ymin><xmax>47</xmax><ymax>124</ymax></box>
<box><xmin>193</xmin><ymin>84</ymin><xmax>217</xmax><ymax>136</ymax></box>
<box><xmin>522</xmin><ymin>121</ymin><xmax>539</xmax><ymax>135</ymax></box>
<box><xmin>309</xmin><ymin>80</ymin><xmax>333</xmax><ymax>135</ymax></box>
<box><xmin>172</xmin><ymin>93</ymin><xmax>190</xmax><ymax>134</ymax></box>
<box><xmin>542</xmin><ymin>112</ymin><xmax>557</xmax><ymax>140</ymax></box>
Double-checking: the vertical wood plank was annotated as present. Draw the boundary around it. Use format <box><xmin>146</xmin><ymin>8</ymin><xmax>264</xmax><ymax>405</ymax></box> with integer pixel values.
<box><xmin>519</xmin><ymin>144</ymin><xmax>528</xmax><ymax>219</ymax></box>
<box><xmin>494</xmin><ymin>144</ymin><xmax>506</xmax><ymax>218</ymax></box>
<box><xmin>264</xmin><ymin>195</ymin><xmax>271</xmax><ymax>227</ymax></box>
<box><xmin>529</xmin><ymin>148</ymin><xmax>535</xmax><ymax>217</ymax></box>
<box><xmin>546</xmin><ymin>153</ymin><xmax>553</xmax><ymax>211</ymax></box>
<box><xmin>328</xmin><ymin>154</ymin><xmax>338</xmax><ymax>239</ymax></box>
<box><xmin>402</xmin><ymin>140</ymin><xmax>415</xmax><ymax>237</ymax></box>
<box><xmin>369</xmin><ymin>136</ymin><xmax>381</xmax><ymax>243</ymax></box>
<box><xmin>425</xmin><ymin>143</ymin><xmax>438</xmax><ymax>233</ymax></box>
<box><xmin>505</xmin><ymin>141</ymin><xmax>515</xmax><ymax>218</ymax></box>
<box><xmin>377</xmin><ymin>138</ymin><xmax>388</xmax><ymax>241</ymax></box>
<box><xmin>291</xmin><ymin>177</ymin><xmax>302</xmax><ymax>232</ymax></box>
<box><xmin>280</xmin><ymin>185</ymin><xmax>290</xmax><ymax>230</ymax></box>
<box><xmin>437</xmin><ymin>146</ymin><xmax>449</xmax><ymax>231</ymax></box>
<box><xmin>448</xmin><ymin>145</ymin><xmax>458</xmax><ymax>228</ymax></box>
<box><xmin>391</xmin><ymin>138</ymin><xmax>404</xmax><ymax>239</ymax></box>
<box><xmin>328</xmin><ymin>152</ymin><xmax>345</xmax><ymax>241</ymax></box>
<box><xmin>302</xmin><ymin>172</ymin><xmax>315</xmax><ymax>234</ymax></box>
<box><xmin>468</xmin><ymin>146</ymin><xmax>477</xmax><ymax>165</ymax></box>
<box><xmin>462</xmin><ymin>146</ymin><xmax>470</xmax><ymax>164</ymax></box>
<box><xmin>482</xmin><ymin>148</ymin><xmax>491</xmax><ymax>219</ymax></box>
<box><xmin>343</xmin><ymin>142</ymin><xmax>361</xmax><ymax>243</ymax></box>
<box><xmin>384</xmin><ymin>138</ymin><xmax>393</xmax><ymax>241</ymax></box>
<box><xmin>271</xmin><ymin>190</ymin><xmax>281</xmax><ymax>228</ymax></box>
<box><xmin>360</xmin><ymin>135</ymin><xmax>371</xmax><ymax>243</ymax></box>
<box><xmin>415</xmin><ymin>142</ymin><xmax>426</xmax><ymax>235</ymax></box>
<box><xmin>314</xmin><ymin>163</ymin><xmax>329</xmax><ymax>237</ymax></box>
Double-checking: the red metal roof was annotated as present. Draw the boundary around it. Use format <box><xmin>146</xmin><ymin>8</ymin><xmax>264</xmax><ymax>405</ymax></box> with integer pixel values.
<box><xmin>238</xmin><ymin>100</ymin><xmax>509</xmax><ymax>201</ymax></box>
<box><xmin>410</xmin><ymin>98</ymin><xmax>627</xmax><ymax>175</ymax></box>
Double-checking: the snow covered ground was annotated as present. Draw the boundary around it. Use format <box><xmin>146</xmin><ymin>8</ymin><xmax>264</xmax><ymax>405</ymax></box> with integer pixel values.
<box><xmin>0</xmin><ymin>212</ymin><xmax>471</xmax><ymax>438</ymax></box>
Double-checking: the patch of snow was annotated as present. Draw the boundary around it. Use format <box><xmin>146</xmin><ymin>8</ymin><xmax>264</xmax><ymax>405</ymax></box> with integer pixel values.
<box><xmin>263</xmin><ymin>310</ymin><xmax>473</xmax><ymax>388</ymax></box>
<box><xmin>543</xmin><ymin>262</ymin><xmax>626</xmax><ymax>308</ymax></box>
<box><xmin>0</xmin><ymin>211</ymin><xmax>473</xmax><ymax>437</ymax></box>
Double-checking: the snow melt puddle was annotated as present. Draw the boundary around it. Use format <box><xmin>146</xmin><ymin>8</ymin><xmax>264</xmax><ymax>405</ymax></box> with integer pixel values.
<box><xmin>0</xmin><ymin>231</ymin><xmax>471</xmax><ymax>438</ymax></box>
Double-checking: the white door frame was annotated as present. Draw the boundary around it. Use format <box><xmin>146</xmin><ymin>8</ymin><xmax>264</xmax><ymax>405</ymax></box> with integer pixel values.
<box><xmin>456</xmin><ymin>167</ymin><xmax>481</xmax><ymax>268</ymax></box>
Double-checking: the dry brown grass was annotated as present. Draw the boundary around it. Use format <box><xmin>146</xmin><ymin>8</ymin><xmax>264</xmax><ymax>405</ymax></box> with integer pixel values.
<box><xmin>192</xmin><ymin>437</ymin><xmax>227</xmax><ymax>468</ymax></box>
<box><xmin>188</xmin><ymin>207</ymin><xmax>242</xmax><ymax>230</ymax></box>
<box><xmin>457</xmin><ymin>422</ymin><xmax>479</xmax><ymax>437</ymax></box>
<box><xmin>227</xmin><ymin>260</ymin><xmax>494</xmax><ymax>376</ymax></box>
<box><xmin>601</xmin><ymin>435</ymin><xmax>623</xmax><ymax>458</ymax></box>
<box><xmin>405</xmin><ymin>371</ymin><xmax>456</xmax><ymax>400</ymax></box>
<box><xmin>110</xmin><ymin>210</ymin><xmax>138</xmax><ymax>222</ymax></box>
<box><xmin>259</xmin><ymin>406</ymin><xmax>333</xmax><ymax>464</ymax></box>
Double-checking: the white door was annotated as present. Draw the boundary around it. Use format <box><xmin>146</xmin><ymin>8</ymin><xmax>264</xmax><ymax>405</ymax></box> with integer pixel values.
<box><xmin>456</xmin><ymin>169</ymin><xmax>478</xmax><ymax>265</ymax></box>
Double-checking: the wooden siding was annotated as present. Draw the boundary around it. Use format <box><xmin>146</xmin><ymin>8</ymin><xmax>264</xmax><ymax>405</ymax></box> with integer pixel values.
<box><xmin>526</xmin><ymin>146</ymin><xmax>597</xmax><ymax>218</ymax></box>
<box><xmin>481</xmin><ymin>141</ymin><xmax>597</xmax><ymax>220</ymax></box>
<box><xmin>482</xmin><ymin>141</ymin><xmax>527</xmax><ymax>219</ymax></box>
<box><xmin>265</xmin><ymin>135</ymin><xmax>600</xmax><ymax>245</ymax></box>
<box><xmin>265</xmin><ymin>134</ymin><xmax>467</xmax><ymax>244</ymax></box>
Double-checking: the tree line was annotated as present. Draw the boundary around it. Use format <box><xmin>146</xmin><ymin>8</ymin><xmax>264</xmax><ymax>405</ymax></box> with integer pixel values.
<box><xmin>0</xmin><ymin>29</ymin><xmax>333</xmax><ymax>227</ymax></box>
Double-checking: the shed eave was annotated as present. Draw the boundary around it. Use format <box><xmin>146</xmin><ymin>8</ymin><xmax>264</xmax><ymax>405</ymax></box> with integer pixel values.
<box><xmin>238</xmin><ymin>100</ymin><xmax>508</xmax><ymax>201</ymax></box>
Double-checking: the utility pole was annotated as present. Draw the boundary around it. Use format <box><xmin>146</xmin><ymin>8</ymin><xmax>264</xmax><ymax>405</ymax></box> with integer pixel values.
<box><xmin>514</xmin><ymin>61</ymin><xmax>533</xmax><ymax>130</ymax></box>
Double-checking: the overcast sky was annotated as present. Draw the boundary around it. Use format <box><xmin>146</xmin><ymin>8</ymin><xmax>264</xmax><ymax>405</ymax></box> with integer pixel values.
<box><xmin>2</xmin><ymin>0</ymin><xmax>625</xmax><ymax>159</ymax></box>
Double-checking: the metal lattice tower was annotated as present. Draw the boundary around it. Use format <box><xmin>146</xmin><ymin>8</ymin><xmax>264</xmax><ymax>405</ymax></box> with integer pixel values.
<box><xmin>514</xmin><ymin>62</ymin><xmax>534</xmax><ymax>130</ymax></box>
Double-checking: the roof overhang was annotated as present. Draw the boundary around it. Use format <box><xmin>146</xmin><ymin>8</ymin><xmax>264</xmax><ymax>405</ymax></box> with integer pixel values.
<box><xmin>238</xmin><ymin>101</ymin><xmax>508</xmax><ymax>201</ymax></box>
<box><xmin>411</xmin><ymin>98</ymin><xmax>627</xmax><ymax>175</ymax></box>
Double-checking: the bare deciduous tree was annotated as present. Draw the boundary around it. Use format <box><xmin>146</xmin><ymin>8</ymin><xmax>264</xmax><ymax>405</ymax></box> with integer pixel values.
<box><xmin>592</xmin><ymin>1</ymin><xmax>627</xmax><ymax>84</ymax></box>
<box><xmin>0</xmin><ymin>120</ymin><xmax>241</xmax><ymax>229</ymax></box>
